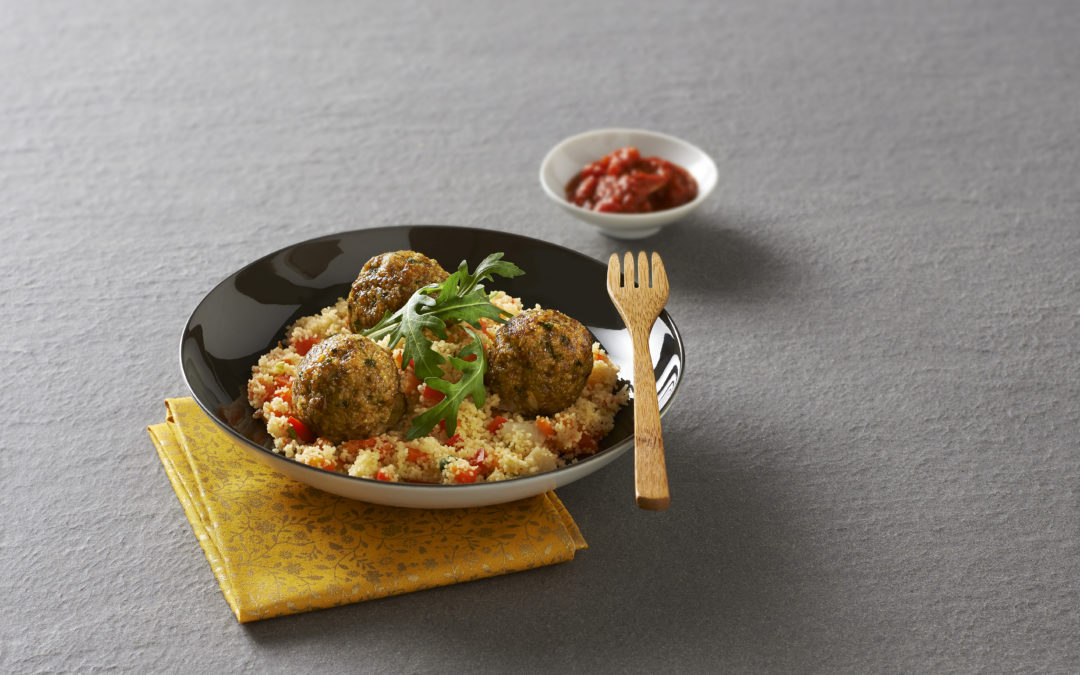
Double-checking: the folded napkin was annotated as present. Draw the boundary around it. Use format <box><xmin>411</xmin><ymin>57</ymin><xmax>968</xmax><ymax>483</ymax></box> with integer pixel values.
<box><xmin>148</xmin><ymin>397</ymin><xmax>586</xmax><ymax>623</ymax></box>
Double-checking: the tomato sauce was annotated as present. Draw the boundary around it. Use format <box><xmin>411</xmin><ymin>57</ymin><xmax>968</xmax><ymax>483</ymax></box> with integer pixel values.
<box><xmin>565</xmin><ymin>146</ymin><xmax>698</xmax><ymax>214</ymax></box>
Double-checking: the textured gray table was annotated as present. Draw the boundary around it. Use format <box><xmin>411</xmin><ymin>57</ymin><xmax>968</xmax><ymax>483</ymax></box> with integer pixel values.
<box><xmin>3</xmin><ymin>1</ymin><xmax>1078</xmax><ymax>672</ymax></box>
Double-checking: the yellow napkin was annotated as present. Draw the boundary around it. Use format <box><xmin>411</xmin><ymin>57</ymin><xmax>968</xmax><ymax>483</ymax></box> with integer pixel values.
<box><xmin>148</xmin><ymin>397</ymin><xmax>586</xmax><ymax>623</ymax></box>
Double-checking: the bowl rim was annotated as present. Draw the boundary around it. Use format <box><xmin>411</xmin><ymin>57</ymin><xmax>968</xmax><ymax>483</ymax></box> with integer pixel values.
<box><xmin>539</xmin><ymin>127</ymin><xmax>718</xmax><ymax>223</ymax></box>
<box><xmin>179</xmin><ymin>224</ymin><xmax>686</xmax><ymax>495</ymax></box>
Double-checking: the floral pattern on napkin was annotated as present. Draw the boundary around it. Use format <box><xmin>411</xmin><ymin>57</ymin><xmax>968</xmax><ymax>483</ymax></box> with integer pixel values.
<box><xmin>148</xmin><ymin>397</ymin><xmax>586</xmax><ymax>622</ymax></box>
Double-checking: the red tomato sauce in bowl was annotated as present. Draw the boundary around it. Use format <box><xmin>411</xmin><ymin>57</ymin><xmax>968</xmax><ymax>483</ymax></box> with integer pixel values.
<box><xmin>564</xmin><ymin>146</ymin><xmax>698</xmax><ymax>214</ymax></box>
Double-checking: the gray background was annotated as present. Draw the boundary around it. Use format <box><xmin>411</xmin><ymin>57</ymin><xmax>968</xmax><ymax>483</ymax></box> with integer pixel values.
<box><xmin>3</xmin><ymin>0</ymin><xmax>1077</xmax><ymax>672</ymax></box>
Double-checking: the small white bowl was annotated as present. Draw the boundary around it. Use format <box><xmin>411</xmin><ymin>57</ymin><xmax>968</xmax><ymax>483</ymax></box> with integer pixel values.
<box><xmin>540</xmin><ymin>128</ymin><xmax>718</xmax><ymax>239</ymax></box>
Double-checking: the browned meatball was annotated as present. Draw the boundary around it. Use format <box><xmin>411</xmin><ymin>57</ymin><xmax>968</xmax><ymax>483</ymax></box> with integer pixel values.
<box><xmin>347</xmin><ymin>250</ymin><xmax>449</xmax><ymax>331</ymax></box>
<box><xmin>485</xmin><ymin>309</ymin><xmax>593</xmax><ymax>416</ymax></box>
<box><xmin>292</xmin><ymin>334</ymin><xmax>405</xmax><ymax>442</ymax></box>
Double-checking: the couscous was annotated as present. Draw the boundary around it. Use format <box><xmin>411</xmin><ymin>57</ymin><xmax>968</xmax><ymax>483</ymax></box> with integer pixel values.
<box><xmin>246</xmin><ymin>251</ymin><xmax>629</xmax><ymax>484</ymax></box>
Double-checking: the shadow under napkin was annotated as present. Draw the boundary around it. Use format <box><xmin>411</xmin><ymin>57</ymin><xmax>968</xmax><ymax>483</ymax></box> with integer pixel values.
<box><xmin>147</xmin><ymin>398</ymin><xmax>585</xmax><ymax>623</ymax></box>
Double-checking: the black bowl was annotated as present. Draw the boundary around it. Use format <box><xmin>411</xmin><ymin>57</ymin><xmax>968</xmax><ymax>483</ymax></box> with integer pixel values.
<box><xmin>180</xmin><ymin>225</ymin><xmax>684</xmax><ymax>507</ymax></box>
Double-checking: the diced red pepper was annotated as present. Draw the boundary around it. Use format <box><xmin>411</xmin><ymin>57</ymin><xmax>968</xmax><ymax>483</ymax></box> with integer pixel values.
<box><xmin>407</xmin><ymin>447</ymin><xmax>427</xmax><ymax>464</ymax></box>
<box><xmin>577</xmin><ymin>434</ymin><xmax>598</xmax><ymax>453</ymax></box>
<box><xmin>421</xmin><ymin>385</ymin><xmax>445</xmax><ymax>403</ymax></box>
<box><xmin>469</xmin><ymin>448</ymin><xmax>486</xmax><ymax>467</ymax></box>
<box><xmin>286</xmin><ymin>416</ymin><xmax>315</xmax><ymax>444</ymax></box>
<box><xmin>375</xmin><ymin>469</ymin><xmax>392</xmax><ymax>482</ymax></box>
<box><xmin>292</xmin><ymin>335</ymin><xmax>320</xmax><ymax>356</ymax></box>
<box><xmin>462</xmin><ymin>352</ymin><xmax>478</xmax><ymax>362</ymax></box>
<box><xmin>486</xmin><ymin>416</ymin><xmax>507</xmax><ymax>434</ymax></box>
<box><xmin>447</xmin><ymin>434</ymin><xmax>464</xmax><ymax>448</ymax></box>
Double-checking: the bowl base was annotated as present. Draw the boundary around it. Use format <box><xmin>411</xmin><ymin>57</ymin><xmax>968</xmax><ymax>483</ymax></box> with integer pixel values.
<box><xmin>598</xmin><ymin>226</ymin><xmax>661</xmax><ymax>240</ymax></box>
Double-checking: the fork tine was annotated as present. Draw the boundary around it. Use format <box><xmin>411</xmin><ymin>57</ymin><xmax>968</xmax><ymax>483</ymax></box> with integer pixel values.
<box><xmin>609</xmin><ymin>251</ymin><xmax>669</xmax><ymax>293</ymax></box>
<box><xmin>651</xmin><ymin>252</ymin><xmax>667</xmax><ymax>287</ymax></box>
<box><xmin>637</xmin><ymin>251</ymin><xmax>649</xmax><ymax>288</ymax></box>
<box><xmin>607</xmin><ymin>253</ymin><xmax>621</xmax><ymax>290</ymax></box>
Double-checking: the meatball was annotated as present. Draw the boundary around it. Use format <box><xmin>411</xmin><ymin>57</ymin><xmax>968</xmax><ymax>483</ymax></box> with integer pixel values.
<box><xmin>485</xmin><ymin>308</ymin><xmax>594</xmax><ymax>416</ymax></box>
<box><xmin>347</xmin><ymin>250</ymin><xmax>449</xmax><ymax>332</ymax></box>
<box><xmin>292</xmin><ymin>333</ymin><xmax>405</xmax><ymax>442</ymax></box>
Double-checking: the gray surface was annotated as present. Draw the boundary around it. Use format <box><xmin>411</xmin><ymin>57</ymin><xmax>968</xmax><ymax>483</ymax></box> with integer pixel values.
<box><xmin>2</xmin><ymin>0</ymin><xmax>1078</xmax><ymax>672</ymax></box>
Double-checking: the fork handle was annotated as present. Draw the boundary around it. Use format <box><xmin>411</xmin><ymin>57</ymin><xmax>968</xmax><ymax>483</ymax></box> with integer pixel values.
<box><xmin>631</xmin><ymin>325</ymin><xmax>670</xmax><ymax>510</ymax></box>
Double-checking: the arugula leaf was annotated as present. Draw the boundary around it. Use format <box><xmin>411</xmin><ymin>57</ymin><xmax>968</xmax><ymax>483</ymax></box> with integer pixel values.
<box><xmin>388</xmin><ymin>291</ymin><xmax>447</xmax><ymax>382</ymax></box>
<box><xmin>431</xmin><ymin>253</ymin><xmax>523</xmax><ymax>306</ymax></box>
<box><xmin>360</xmin><ymin>252</ymin><xmax>523</xmax><ymax>383</ymax></box>
<box><xmin>406</xmin><ymin>331</ymin><xmax>487</xmax><ymax>440</ymax></box>
<box><xmin>459</xmin><ymin>252</ymin><xmax>525</xmax><ymax>296</ymax></box>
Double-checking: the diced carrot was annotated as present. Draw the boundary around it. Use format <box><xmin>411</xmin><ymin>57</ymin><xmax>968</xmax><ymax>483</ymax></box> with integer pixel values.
<box><xmin>341</xmin><ymin>437</ymin><xmax>378</xmax><ymax>453</ymax></box>
<box><xmin>536</xmin><ymin>417</ymin><xmax>555</xmax><ymax>437</ymax></box>
<box><xmin>577</xmin><ymin>434</ymin><xmax>598</xmax><ymax>453</ymax></box>
<box><xmin>452</xmin><ymin>466</ymin><xmax>478</xmax><ymax>483</ymax></box>
<box><xmin>271</xmin><ymin>374</ymin><xmax>293</xmax><ymax>403</ymax></box>
<box><xmin>407</xmin><ymin>447</ymin><xmax>427</xmax><ymax>464</ymax></box>
<box><xmin>393</xmin><ymin>351</ymin><xmax>417</xmax><ymax>371</ymax></box>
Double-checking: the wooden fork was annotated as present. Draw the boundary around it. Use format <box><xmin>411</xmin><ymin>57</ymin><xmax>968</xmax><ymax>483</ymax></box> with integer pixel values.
<box><xmin>607</xmin><ymin>251</ymin><xmax>671</xmax><ymax>511</ymax></box>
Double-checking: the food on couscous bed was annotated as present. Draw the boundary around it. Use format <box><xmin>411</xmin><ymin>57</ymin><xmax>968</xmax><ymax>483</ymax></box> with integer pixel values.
<box><xmin>292</xmin><ymin>333</ymin><xmax>406</xmax><ymax>442</ymax></box>
<box><xmin>246</xmin><ymin>250</ymin><xmax>629</xmax><ymax>484</ymax></box>
<box><xmin>347</xmin><ymin>250</ymin><xmax>449</xmax><ymax>332</ymax></box>
<box><xmin>486</xmin><ymin>308</ymin><xmax>594</xmax><ymax>416</ymax></box>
